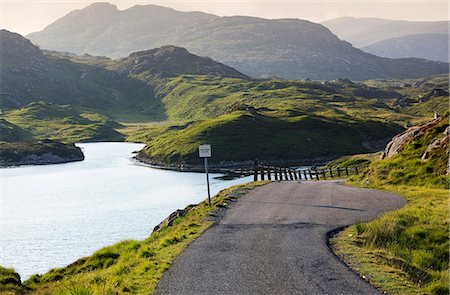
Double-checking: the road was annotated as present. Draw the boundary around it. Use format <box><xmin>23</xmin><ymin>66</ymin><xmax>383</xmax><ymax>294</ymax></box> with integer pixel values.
<box><xmin>155</xmin><ymin>180</ymin><xmax>406</xmax><ymax>295</ymax></box>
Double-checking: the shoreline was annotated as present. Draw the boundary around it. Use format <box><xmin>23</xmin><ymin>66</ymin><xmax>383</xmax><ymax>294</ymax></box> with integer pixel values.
<box><xmin>133</xmin><ymin>152</ymin><xmax>332</xmax><ymax>174</ymax></box>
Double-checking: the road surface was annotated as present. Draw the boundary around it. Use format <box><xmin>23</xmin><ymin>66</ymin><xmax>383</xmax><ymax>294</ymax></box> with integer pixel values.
<box><xmin>155</xmin><ymin>180</ymin><xmax>406</xmax><ymax>295</ymax></box>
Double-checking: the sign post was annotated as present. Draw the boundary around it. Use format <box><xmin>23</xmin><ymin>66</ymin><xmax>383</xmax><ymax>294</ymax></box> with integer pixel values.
<box><xmin>199</xmin><ymin>144</ymin><xmax>212</xmax><ymax>206</ymax></box>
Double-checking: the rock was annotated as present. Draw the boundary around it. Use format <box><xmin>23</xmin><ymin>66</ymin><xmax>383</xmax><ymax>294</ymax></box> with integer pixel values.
<box><xmin>421</xmin><ymin>126</ymin><xmax>450</xmax><ymax>162</ymax></box>
<box><xmin>381</xmin><ymin>117</ymin><xmax>445</xmax><ymax>159</ymax></box>
<box><xmin>391</xmin><ymin>97</ymin><xmax>412</xmax><ymax>108</ymax></box>
<box><xmin>153</xmin><ymin>205</ymin><xmax>196</xmax><ymax>232</ymax></box>
<box><xmin>0</xmin><ymin>140</ymin><xmax>84</xmax><ymax>167</ymax></box>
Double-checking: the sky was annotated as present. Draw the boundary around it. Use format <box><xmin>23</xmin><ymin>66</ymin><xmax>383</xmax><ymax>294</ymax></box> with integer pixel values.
<box><xmin>1</xmin><ymin>0</ymin><xmax>449</xmax><ymax>35</ymax></box>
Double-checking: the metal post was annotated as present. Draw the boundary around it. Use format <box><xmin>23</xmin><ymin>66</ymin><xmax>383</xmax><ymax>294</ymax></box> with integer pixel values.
<box><xmin>204</xmin><ymin>157</ymin><xmax>211</xmax><ymax>206</ymax></box>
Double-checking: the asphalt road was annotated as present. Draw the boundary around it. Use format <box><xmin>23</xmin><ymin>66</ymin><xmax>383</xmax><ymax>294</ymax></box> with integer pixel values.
<box><xmin>155</xmin><ymin>180</ymin><xmax>406</xmax><ymax>295</ymax></box>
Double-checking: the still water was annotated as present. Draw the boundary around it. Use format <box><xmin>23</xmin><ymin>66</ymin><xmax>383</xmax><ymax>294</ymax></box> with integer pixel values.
<box><xmin>0</xmin><ymin>142</ymin><xmax>252</xmax><ymax>279</ymax></box>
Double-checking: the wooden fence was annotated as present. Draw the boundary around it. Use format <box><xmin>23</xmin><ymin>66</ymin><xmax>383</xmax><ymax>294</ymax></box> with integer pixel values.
<box><xmin>253</xmin><ymin>164</ymin><xmax>359</xmax><ymax>181</ymax></box>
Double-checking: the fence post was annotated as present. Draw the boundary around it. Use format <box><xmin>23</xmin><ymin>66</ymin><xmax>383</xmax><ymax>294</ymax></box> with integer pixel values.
<box><xmin>274</xmin><ymin>168</ymin><xmax>279</xmax><ymax>181</ymax></box>
<box><xmin>267</xmin><ymin>168</ymin><xmax>272</xmax><ymax>180</ymax></box>
<box><xmin>303</xmin><ymin>170</ymin><xmax>308</xmax><ymax>180</ymax></box>
<box><xmin>308</xmin><ymin>169</ymin><xmax>313</xmax><ymax>180</ymax></box>
<box><xmin>322</xmin><ymin>169</ymin><xmax>326</xmax><ymax>180</ymax></box>
<box><xmin>283</xmin><ymin>169</ymin><xmax>288</xmax><ymax>180</ymax></box>
<box><xmin>355</xmin><ymin>166</ymin><xmax>359</xmax><ymax>174</ymax></box>
<box><xmin>329</xmin><ymin>167</ymin><xmax>333</xmax><ymax>178</ymax></box>
<box><xmin>337</xmin><ymin>168</ymin><xmax>341</xmax><ymax>177</ymax></box>
<box><xmin>261</xmin><ymin>168</ymin><xmax>265</xmax><ymax>180</ymax></box>
<box><xmin>345</xmin><ymin>167</ymin><xmax>349</xmax><ymax>176</ymax></box>
<box><xmin>315</xmin><ymin>170</ymin><xmax>320</xmax><ymax>180</ymax></box>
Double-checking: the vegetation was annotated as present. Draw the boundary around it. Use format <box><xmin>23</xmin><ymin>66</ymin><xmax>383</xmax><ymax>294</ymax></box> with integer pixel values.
<box><xmin>3</xmin><ymin>182</ymin><xmax>266</xmax><ymax>294</ymax></box>
<box><xmin>2</xmin><ymin>101</ymin><xmax>124</xmax><ymax>143</ymax></box>
<box><xmin>329</xmin><ymin>116</ymin><xmax>449</xmax><ymax>294</ymax></box>
<box><xmin>0</xmin><ymin>267</ymin><xmax>27</xmax><ymax>295</ymax></box>
<box><xmin>139</xmin><ymin>108</ymin><xmax>402</xmax><ymax>166</ymax></box>
<box><xmin>0</xmin><ymin>140</ymin><xmax>84</xmax><ymax>167</ymax></box>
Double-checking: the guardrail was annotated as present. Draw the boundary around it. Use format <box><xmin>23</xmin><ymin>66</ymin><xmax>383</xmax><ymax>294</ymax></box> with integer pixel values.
<box><xmin>253</xmin><ymin>164</ymin><xmax>359</xmax><ymax>181</ymax></box>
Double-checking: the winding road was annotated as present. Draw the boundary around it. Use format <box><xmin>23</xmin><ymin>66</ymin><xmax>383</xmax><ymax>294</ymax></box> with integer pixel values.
<box><xmin>155</xmin><ymin>180</ymin><xmax>406</xmax><ymax>295</ymax></box>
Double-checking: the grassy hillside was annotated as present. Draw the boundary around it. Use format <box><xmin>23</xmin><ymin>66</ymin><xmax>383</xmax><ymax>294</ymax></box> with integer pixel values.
<box><xmin>2</xmin><ymin>102</ymin><xmax>124</xmax><ymax>143</ymax></box>
<box><xmin>2</xmin><ymin>182</ymin><xmax>266</xmax><ymax>295</ymax></box>
<box><xmin>0</xmin><ymin>140</ymin><xmax>84</xmax><ymax>167</ymax></box>
<box><xmin>330</xmin><ymin>116</ymin><xmax>449</xmax><ymax>294</ymax></box>
<box><xmin>138</xmin><ymin>109</ymin><xmax>403</xmax><ymax>167</ymax></box>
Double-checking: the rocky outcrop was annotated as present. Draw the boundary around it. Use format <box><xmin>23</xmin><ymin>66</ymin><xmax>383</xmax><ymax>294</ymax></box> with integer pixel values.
<box><xmin>421</xmin><ymin>126</ymin><xmax>449</xmax><ymax>162</ymax></box>
<box><xmin>381</xmin><ymin>116</ymin><xmax>447</xmax><ymax>160</ymax></box>
<box><xmin>0</xmin><ymin>140</ymin><xmax>84</xmax><ymax>167</ymax></box>
<box><xmin>153</xmin><ymin>205</ymin><xmax>196</xmax><ymax>232</ymax></box>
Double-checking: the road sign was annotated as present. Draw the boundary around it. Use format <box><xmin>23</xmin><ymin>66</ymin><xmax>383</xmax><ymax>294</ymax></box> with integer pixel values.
<box><xmin>199</xmin><ymin>144</ymin><xmax>212</xmax><ymax>206</ymax></box>
<box><xmin>199</xmin><ymin>144</ymin><xmax>211</xmax><ymax>158</ymax></box>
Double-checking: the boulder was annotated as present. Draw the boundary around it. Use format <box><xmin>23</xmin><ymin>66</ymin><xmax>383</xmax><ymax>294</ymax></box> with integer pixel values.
<box><xmin>381</xmin><ymin>117</ymin><xmax>444</xmax><ymax>159</ymax></box>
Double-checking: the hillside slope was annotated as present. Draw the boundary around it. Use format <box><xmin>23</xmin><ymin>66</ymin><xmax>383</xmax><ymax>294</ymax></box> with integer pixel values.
<box><xmin>27</xmin><ymin>3</ymin><xmax>448</xmax><ymax>80</ymax></box>
<box><xmin>137</xmin><ymin>109</ymin><xmax>403</xmax><ymax>168</ymax></box>
<box><xmin>2</xmin><ymin>101</ymin><xmax>124</xmax><ymax>143</ymax></box>
<box><xmin>322</xmin><ymin>17</ymin><xmax>449</xmax><ymax>47</ymax></box>
<box><xmin>362</xmin><ymin>33</ymin><xmax>449</xmax><ymax>62</ymax></box>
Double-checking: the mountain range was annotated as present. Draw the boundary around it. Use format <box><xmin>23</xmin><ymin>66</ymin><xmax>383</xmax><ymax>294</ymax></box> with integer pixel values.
<box><xmin>27</xmin><ymin>3</ymin><xmax>448</xmax><ymax>80</ymax></box>
<box><xmin>323</xmin><ymin>17</ymin><xmax>449</xmax><ymax>62</ymax></box>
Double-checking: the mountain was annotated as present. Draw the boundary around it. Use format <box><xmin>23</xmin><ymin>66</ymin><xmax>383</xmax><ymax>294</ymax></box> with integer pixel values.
<box><xmin>27</xmin><ymin>3</ymin><xmax>448</xmax><ymax>80</ymax></box>
<box><xmin>0</xmin><ymin>29</ymin><xmax>157</xmax><ymax>113</ymax></box>
<box><xmin>361</xmin><ymin>34</ymin><xmax>449</xmax><ymax>62</ymax></box>
<box><xmin>322</xmin><ymin>17</ymin><xmax>449</xmax><ymax>48</ymax></box>
<box><xmin>109</xmin><ymin>45</ymin><xmax>248</xmax><ymax>79</ymax></box>
<box><xmin>1</xmin><ymin>30</ymin><xmax>247</xmax><ymax>119</ymax></box>
<box><xmin>322</xmin><ymin>17</ymin><xmax>449</xmax><ymax>62</ymax></box>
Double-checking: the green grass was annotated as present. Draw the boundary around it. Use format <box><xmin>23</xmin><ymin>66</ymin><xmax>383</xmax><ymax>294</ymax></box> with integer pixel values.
<box><xmin>329</xmin><ymin>116</ymin><xmax>449</xmax><ymax>294</ymax></box>
<box><xmin>4</xmin><ymin>181</ymin><xmax>267</xmax><ymax>294</ymax></box>
<box><xmin>325</xmin><ymin>152</ymin><xmax>380</xmax><ymax>169</ymax></box>
<box><xmin>2</xmin><ymin>101</ymin><xmax>124</xmax><ymax>143</ymax></box>
<box><xmin>139</xmin><ymin>109</ymin><xmax>403</xmax><ymax>166</ymax></box>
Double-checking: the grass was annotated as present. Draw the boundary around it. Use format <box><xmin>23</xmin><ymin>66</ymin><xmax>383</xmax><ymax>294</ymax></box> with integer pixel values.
<box><xmin>2</xmin><ymin>101</ymin><xmax>124</xmax><ymax>143</ymax></box>
<box><xmin>329</xmin><ymin>116</ymin><xmax>449</xmax><ymax>294</ymax></box>
<box><xmin>139</xmin><ymin>108</ymin><xmax>402</xmax><ymax>166</ymax></box>
<box><xmin>4</xmin><ymin>181</ymin><xmax>267</xmax><ymax>294</ymax></box>
<box><xmin>330</xmin><ymin>185</ymin><xmax>449</xmax><ymax>294</ymax></box>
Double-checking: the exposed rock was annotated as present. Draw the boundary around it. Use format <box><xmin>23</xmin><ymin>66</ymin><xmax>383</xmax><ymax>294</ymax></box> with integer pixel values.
<box><xmin>421</xmin><ymin>126</ymin><xmax>449</xmax><ymax>162</ymax></box>
<box><xmin>381</xmin><ymin>117</ymin><xmax>445</xmax><ymax>159</ymax></box>
<box><xmin>391</xmin><ymin>97</ymin><xmax>413</xmax><ymax>108</ymax></box>
<box><xmin>153</xmin><ymin>205</ymin><xmax>196</xmax><ymax>232</ymax></box>
<box><xmin>0</xmin><ymin>140</ymin><xmax>84</xmax><ymax>167</ymax></box>
<box><xmin>419</xmin><ymin>88</ymin><xmax>449</xmax><ymax>102</ymax></box>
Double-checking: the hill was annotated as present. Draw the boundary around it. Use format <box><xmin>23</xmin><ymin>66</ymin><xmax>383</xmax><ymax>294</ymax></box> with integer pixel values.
<box><xmin>110</xmin><ymin>46</ymin><xmax>248</xmax><ymax>79</ymax></box>
<box><xmin>27</xmin><ymin>3</ymin><xmax>448</xmax><ymax>80</ymax></box>
<box><xmin>136</xmin><ymin>109</ymin><xmax>403</xmax><ymax>168</ymax></box>
<box><xmin>322</xmin><ymin>17</ymin><xmax>449</xmax><ymax>62</ymax></box>
<box><xmin>322</xmin><ymin>17</ymin><xmax>449</xmax><ymax>48</ymax></box>
<box><xmin>362</xmin><ymin>34</ymin><xmax>449</xmax><ymax>62</ymax></box>
<box><xmin>0</xmin><ymin>29</ymin><xmax>157</xmax><ymax>113</ymax></box>
<box><xmin>2</xmin><ymin>101</ymin><xmax>124</xmax><ymax>143</ymax></box>
<box><xmin>0</xmin><ymin>140</ymin><xmax>84</xmax><ymax>167</ymax></box>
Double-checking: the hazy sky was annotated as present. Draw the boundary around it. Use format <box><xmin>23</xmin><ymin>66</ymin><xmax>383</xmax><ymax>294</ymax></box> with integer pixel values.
<box><xmin>1</xmin><ymin>0</ymin><xmax>449</xmax><ymax>35</ymax></box>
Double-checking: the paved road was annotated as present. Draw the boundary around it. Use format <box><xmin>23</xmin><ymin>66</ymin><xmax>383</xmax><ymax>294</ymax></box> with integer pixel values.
<box><xmin>155</xmin><ymin>180</ymin><xmax>406</xmax><ymax>295</ymax></box>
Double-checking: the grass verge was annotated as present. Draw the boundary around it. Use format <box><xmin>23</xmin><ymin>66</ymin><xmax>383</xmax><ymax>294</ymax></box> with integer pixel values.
<box><xmin>4</xmin><ymin>181</ymin><xmax>267</xmax><ymax>295</ymax></box>
<box><xmin>330</xmin><ymin>182</ymin><xmax>449</xmax><ymax>295</ymax></box>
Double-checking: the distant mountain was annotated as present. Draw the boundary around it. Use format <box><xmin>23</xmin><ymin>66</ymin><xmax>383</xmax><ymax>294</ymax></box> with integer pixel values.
<box><xmin>110</xmin><ymin>45</ymin><xmax>248</xmax><ymax>79</ymax></box>
<box><xmin>27</xmin><ymin>3</ymin><xmax>448</xmax><ymax>80</ymax></box>
<box><xmin>0</xmin><ymin>29</ymin><xmax>156</xmax><ymax>113</ymax></box>
<box><xmin>362</xmin><ymin>34</ymin><xmax>449</xmax><ymax>62</ymax></box>
<box><xmin>322</xmin><ymin>17</ymin><xmax>449</xmax><ymax>62</ymax></box>
<box><xmin>322</xmin><ymin>17</ymin><xmax>449</xmax><ymax>47</ymax></box>
<box><xmin>1</xmin><ymin>30</ymin><xmax>246</xmax><ymax>118</ymax></box>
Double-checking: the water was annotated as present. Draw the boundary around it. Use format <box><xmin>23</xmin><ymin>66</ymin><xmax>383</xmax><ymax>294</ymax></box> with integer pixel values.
<box><xmin>0</xmin><ymin>142</ymin><xmax>252</xmax><ymax>280</ymax></box>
